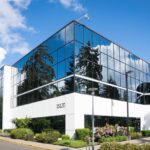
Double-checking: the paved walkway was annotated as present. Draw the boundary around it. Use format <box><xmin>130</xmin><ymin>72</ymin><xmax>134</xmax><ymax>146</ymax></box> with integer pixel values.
<box><xmin>121</xmin><ymin>137</ymin><xmax>150</xmax><ymax>144</ymax></box>
<box><xmin>0</xmin><ymin>136</ymin><xmax>150</xmax><ymax>150</ymax></box>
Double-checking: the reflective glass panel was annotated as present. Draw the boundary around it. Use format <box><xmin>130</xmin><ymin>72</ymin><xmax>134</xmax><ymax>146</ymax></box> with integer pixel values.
<box><xmin>66</xmin><ymin>22</ymin><xmax>74</xmax><ymax>43</ymax></box>
<box><xmin>114</xmin><ymin>44</ymin><xmax>120</xmax><ymax>60</ymax></box>
<box><xmin>75</xmin><ymin>23</ymin><xmax>83</xmax><ymax>43</ymax></box>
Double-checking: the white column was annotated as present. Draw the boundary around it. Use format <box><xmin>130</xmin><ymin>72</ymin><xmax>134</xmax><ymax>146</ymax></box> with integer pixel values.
<box><xmin>2</xmin><ymin>65</ymin><xmax>13</xmax><ymax>129</ymax></box>
<box><xmin>65</xmin><ymin>113</ymin><xmax>84</xmax><ymax>138</ymax></box>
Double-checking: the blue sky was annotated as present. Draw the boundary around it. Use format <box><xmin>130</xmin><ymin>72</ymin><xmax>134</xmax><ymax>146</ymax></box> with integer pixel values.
<box><xmin>0</xmin><ymin>0</ymin><xmax>150</xmax><ymax>66</ymax></box>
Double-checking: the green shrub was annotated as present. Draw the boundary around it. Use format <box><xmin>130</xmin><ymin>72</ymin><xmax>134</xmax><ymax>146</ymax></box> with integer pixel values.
<box><xmin>54</xmin><ymin>140</ymin><xmax>86</xmax><ymax>148</ymax></box>
<box><xmin>123</xmin><ymin>143</ymin><xmax>139</xmax><ymax>150</ymax></box>
<box><xmin>47</xmin><ymin>130</ymin><xmax>61</xmax><ymax>143</ymax></box>
<box><xmin>62</xmin><ymin>134</ymin><xmax>70</xmax><ymax>140</ymax></box>
<box><xmin>100</xmin><ymin>142</ymin><xmax>150</xmax><ymax>150</ymax></box>
<box><xmin>142</xmin><ymin>130</ymin><xmax>150</xmax><ymax>137</ymax></box>
<box><xmin>129</xmin><ymin>127</ymin><xmax>135</xmax><ymax>133</ymax></box>
<box><xmin>100</xmin><ymin>142</ymin><xmax>123</xmax><ymax>150</ymax></box>
<box><xmin>140</xmin><ymin>144</ymin><xmax>150</xmax><ymax>150</ymax></box>
<box><xmin>3</xmin><ymin>129</ymin><xmax>13</xmax><ymax>133</ymax></box>
<box><xmin>35</xmin><ymin>132</ymin><xmax>48</xmax><ymax>143</ymax></box>
<box><xmin>35</xmin><ymin>130</ymin><xmax>61</xmax><ymax>143</ymax></box>
<box><xmin>0</xmin><ymin>129</ymin><xmax>2</xmax><ymax>133</ymax></box>
<box><xmin>12</xmin><ymin>118</ymin><xmax>31</xmax><ymax>128</ymax></box>
<box><xmin>130</xmin><ymin>132</ymin><xmax>142</xmax><ymax>139</ymax></box>
<box><xmin>75</xmin><ymin>128</ymin><xmax>90</xmax><ymax>140</ymax></box>
<box><xmin>10</xmin><ymin>128</ymin><xmax>34</xmax><ymax>140</ymax></box>
<box><xmin>99</xmin><ymin>136</ymin><xmax>127</xmax><ymax>143</ymax></box>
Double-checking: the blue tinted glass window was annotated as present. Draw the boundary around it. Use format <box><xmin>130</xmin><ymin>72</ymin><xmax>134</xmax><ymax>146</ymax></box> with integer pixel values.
<box><xmin>45</xmin><ymin>38</ymin><xmax>52</xmax><ymax>53</ymax></box>
<box><xmin>66</xmin><ymin>57</ymin><xmax>74</xmax><ymax>75</ymax></box>
<box><xmin>120</xmin><ymin>62</ymin><xmax>125</xmax><ymax>74</ymax></box>
<box><xmin>58</xmin><ymin>48</ymin><xmax>65</xmax><ymax>62</ymax></box>
<box><xmin>121</xmin><ymin>74</ymin><xmax>125</xmax><ymax>88</ymax></box>
<box><xmin>50</xmin><ymin>29</ymin><xmax>65</xmax><ymax>51</ymax></box>
<box><xmin>101</xmin><ymin>67</ymin><xmax>107</xmax><ymax>82</ymax></box>
<box><xmin>108</xmin><ymin>69</ymin><xmax>114</xmax><ymax>82</ymax></box>
<box><xmin>120</xmin><ymin>48</ymin><xmax>125</xmax><ymax>63</ymax></box>
<box><xmin>66</xmin><ymin>22</ymin><xmax>74</xmax><ymax>43</ymax></box>
<box><xmin>75</xmin><ymin>23</ymin><xmax>83</xmax><ymax>43</ymax></box>
<box><xmin>100</xmin><ymin>37</ymin><xmax>109</xmax><ymax>55</ymax></box>
<box><xmin>75</xmin><ymin>42</ymin><xmax>82</xmax><ymax>56</ymax></box>
<box><xmin>107</xmin><ymin>42</ymin><xmax>113</xmax><ymax>57</ymax></box>
<box><xmin>114</xmin><ymin>44</ymin><xmax>120</xmax><ymax>60</ymax></box>
<box><xmin>58</xmin><ymin>61</ymin><xmax>65</xmax><ymax>79</ymax></box>
<box><xmin>114</xmin><ymin>59</ymin><xmax>120</xmax><ymax>72</ymax></box>
<box><xmin>51</xmin><ymin>51</ymin><xmax>57</xmax><ymax>65</ymax></box>
<box><xmin>93</xmin><ymin>33</ymin><xmax>100</xmax><ymax>47</ymax></box>
<box><xmin>65</xmin><ymin>42</ymin><xmax>74</xmax><ymax>59</ymax></box>
<box><xmin>84</xmin><ymin>28</ymin><xmax>92</xmax><ymax>46</ymax></box>
<box><xmin>115</xmin><ymin>71</ymin><xmax>121</xmax><ymax>86</ymax></box>
<box><xmin>131</xmin><ymin>77</ymin><xmax>136</xmax><ymax>90</ymax></box>
<box><xmin>108</xmin><ymin>56</ymin><xmax>114</xmax><ymax>70</ymax></box>
<box><xmin>125</xmin><ymin>51</ymin><xmax>130</xmax><ymax>65</ymax></box>
<box><xmin>52</xmin><ymin>65</ymin><xmax>57</xmax><ymax>80</ymax></box>
<box><xmin>101</xmin><ymin>53</ymin><xmax>107</xmax><ymax>67</ymax></box>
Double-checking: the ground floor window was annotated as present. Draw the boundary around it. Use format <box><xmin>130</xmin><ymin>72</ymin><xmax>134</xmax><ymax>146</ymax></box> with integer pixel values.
<box><xmin>85</xmin><ymin>115</ymin><xmax>140</xmax><ymax>132</ymax></box>
<box><xmin>30</xmin><ymin>115</ymin><xmax>65</xmax><ymax>134</ymax></box>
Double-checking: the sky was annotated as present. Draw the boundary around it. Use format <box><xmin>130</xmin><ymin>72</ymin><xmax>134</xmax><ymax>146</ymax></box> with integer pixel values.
<box><xmin>0</xmin><ymin>0</ymin><xmax>150</xmax><ymax>67</ymax></box>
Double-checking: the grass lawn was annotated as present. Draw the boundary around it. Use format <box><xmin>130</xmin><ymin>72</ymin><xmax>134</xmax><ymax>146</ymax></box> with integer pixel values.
<box><xmin>54</xmin><ymin>140</ymin><xmax>87</xmax><ymax>148</ymax></box>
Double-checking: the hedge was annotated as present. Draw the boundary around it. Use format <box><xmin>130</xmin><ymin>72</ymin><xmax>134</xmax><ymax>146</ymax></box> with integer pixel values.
<box><xmin>10</xmin><ymin>128</ymin><xmax>34</xmax><ymax>140</ymax></box>
<box><xmin>35</xmin><ymin>130</ymin><xmax>61</xmax><ymax>143</ymax></box>
<box><xmin>75</xmin><ymin>128</ymin><xmax>90</xmax><ymax>140</ymax></box>
<box><xmin>99</xmin><ymin>136</ymin><xmax>127</xmax><ymax>143</ymax></box>
<box><xmin>142</xmin><ymin>130</ymin><xmax>150</xmax><ymax>137</ymax></box>
<box><xmin>100</xmin><ymin>142</ymin><xmax>150</xmax><ymax>150</ymax></box>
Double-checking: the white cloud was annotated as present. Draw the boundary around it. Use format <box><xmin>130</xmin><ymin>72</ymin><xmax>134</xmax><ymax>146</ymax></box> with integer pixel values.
<box><xmin>0</xmin><ymin>0</ymin><xmax>33</xmax><ymax>66</ymax></box>
<box><xmin>49</xmin><ymin>0</ymin><xmax>86</xmax><ymax>13</ymax></box>
<box><xmin>0</xmin><ymin>47</ymin><xmax>7</xmax><ymax>67</ymax></box>
<box><xmin>8</xmin><ymin>0</ymin><xmax>31</xmax><ymax>9</ymax></box>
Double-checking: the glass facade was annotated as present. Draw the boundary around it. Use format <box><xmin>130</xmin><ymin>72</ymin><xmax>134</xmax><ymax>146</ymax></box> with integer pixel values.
<box><xmin>85</xmin><ymin>115</ymin><xmax>140</xmax><ymax>132</ymax></box>
<box><xmin>12</xmin><ymin>21</ymin><xmax>150</xmax><ymax>106</ymax></box>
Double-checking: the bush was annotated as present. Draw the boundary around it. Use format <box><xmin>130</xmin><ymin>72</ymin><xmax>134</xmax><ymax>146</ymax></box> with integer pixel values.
<box><xmin>129</xmin><ymin>127</ymin><xmax>135</xmax><ymax>133</ymax></box>
<box><xmin>100</xmin><ymin>142</ymin><xmax>123</xmax><ymax>150</ymax></box>
<box><xmin>35</xmin><ymin>130</ymin><xmax>61</xmax><ymax>143</ymax></box>
<box><xmin>0</xmin><ymin>129</ymin><xmax>2</xmax><ymax>133</ymax></box>
<box><xmin>12</xmin><ymin>118</ymin><xmax>31</xmax><ymax>128</ymax></box>
<box><xmin>75</xmin><ymin>128</ymin><xmax>90</xmax><ymax>140</ymax></box>
<box><xmin>140</xmin><ymin>144</ymin><xmax>150</xmax><ymax>150</ymax></box>
<box><xmin>3</xmin><ymin>129</ymin><xmax>13</xmax><ymax>133</ymax></box>
<box><xmin>62</xmin><ymin>134</ymin><xmax>70</xmax><ymax>140</ymax></box>
<box><xmin>142</xmin><ymin>130</ymin><xmax>150</xmax><ymax>137</ymax></box>
<box><xmin>95</xmin><ymin>124</ymin><xmax>127</xmax><ymax>139</ymax></box>
<box><xmin>10</xmin><ymin>128</ymin><xmax>34</xmax><ymax>140</ymax></box>
<box><xmin>99</xmin><ymin>136</ymin><xmax>127</xmax><ymax>143</ymax></box>
<box><xmin>54</xmin><ymin>140</ymin><xmax>86</xmax><ymax>148</ymax></box>
<box><xmin>100</xmin><ymin>142</ymin><xmax>150</xmax><ymax>150</ymax></box>
<box><xmin>35</xmin><ymin>132</ymin><xmax>48</xmax><ymax>143</ymax></box>
<box><xmin>123</xmin><ymin>143</ymin><xmax>139</xmax><ymax>149</ymax></box>
<box><xmin>130</xmin><ymin>132</ymin><xmax>142</xmax><ymax>139</ymax></box>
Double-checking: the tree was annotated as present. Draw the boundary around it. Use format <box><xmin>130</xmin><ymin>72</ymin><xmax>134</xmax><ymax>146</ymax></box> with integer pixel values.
<box><xmin>76</xmin><ymin>41</ymin><xmax>102</xmax><ymax>95</ymax></box>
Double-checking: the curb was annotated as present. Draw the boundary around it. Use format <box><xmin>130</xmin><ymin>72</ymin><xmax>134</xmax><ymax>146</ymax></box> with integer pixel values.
<box><xmin>0</xmin><ymin>136</ymin><xmax>52</xmax><ymax>150</ymax></box>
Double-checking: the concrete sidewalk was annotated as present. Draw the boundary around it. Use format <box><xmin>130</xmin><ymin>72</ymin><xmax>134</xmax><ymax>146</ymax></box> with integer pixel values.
<box><xmin>0</xmin><ymin>136</ymin><xmax>150</xmax><ymax>150</ymax></box>
<box><xmin>0</xmin><ymin>136</ymin><xmax>100</xmax><ymax>150</ymax></box>
<box><xmin>121</xmin><ymin>137</ymin><xmax>150</xmax><ymax>144</ymax></box>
